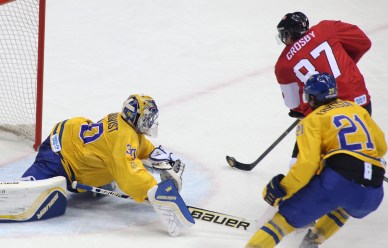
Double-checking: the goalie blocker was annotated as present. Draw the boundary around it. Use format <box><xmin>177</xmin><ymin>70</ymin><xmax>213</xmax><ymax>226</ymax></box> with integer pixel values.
<box><xmin>0</xmin><ymin>176</ymin><xmax>67</xmax><ymax>222</ymax></box>
<box><xmin>147</xmin><ymin>179</ymin><xmax>195</xmax><ymax>236</ymax></box>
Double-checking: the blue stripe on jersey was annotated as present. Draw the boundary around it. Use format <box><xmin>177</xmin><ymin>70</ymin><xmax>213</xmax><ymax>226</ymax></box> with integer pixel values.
<box><xmin>58</xmin><ymin>120</ymin><xmax>67</xmax><ymax>146</ymax></box>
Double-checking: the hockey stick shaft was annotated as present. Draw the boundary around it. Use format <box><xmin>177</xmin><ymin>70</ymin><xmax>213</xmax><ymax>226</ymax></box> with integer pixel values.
<box><xmin>250</xmin><ymin>119</ymin><xmax>300</xmax><ymax>164</ymax></box>
<box><xmin>227</xmin><ymin>119</ymin><xmax>300</xmax><ymax>171</ymax></box>
<box><xmin>72</xmin><ymin>181</ymin><xmax>260</xmax><ymax>233</ymax></box>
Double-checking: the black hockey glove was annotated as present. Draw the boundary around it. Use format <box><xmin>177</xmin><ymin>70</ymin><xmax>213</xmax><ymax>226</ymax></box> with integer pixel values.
<box><xmin>262</xmin><ymin>174</ymin><xmax>286</xmax><ymax>206</ymax></box>
<box><xmin>288</xmin><ymin>110</ymin><xmax>305</xmax><ymax>119</ymax></box>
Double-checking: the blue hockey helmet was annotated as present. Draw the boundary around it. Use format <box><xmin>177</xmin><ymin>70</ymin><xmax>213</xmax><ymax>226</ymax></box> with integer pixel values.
<box><xmin>304</xmin><ymin>73</ymin><xmax>338</xmax><ymax>108</ymax></box>
<box><xmin>277</xmin><ymin>12</ymin><xmax>309</xmax><ymax>44</ymax></box>
<box><xmin>121</xmin><ymin>94</ymin><xmax>159</xmax><ymax>137</ymax></box>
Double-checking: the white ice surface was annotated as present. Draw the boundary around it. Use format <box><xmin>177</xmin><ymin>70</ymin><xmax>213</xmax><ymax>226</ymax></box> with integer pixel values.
<box><xmin>1</xmin><ymin>0</ymin><xmax>387</xmax><ymax>247</ymax></box>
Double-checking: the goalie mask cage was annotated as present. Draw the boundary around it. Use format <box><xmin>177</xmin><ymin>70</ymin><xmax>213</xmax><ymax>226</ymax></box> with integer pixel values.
<box><xmin>0</xmin><ymin>0</ymin><xmax>46</xmax><ymax>150</ymax></box>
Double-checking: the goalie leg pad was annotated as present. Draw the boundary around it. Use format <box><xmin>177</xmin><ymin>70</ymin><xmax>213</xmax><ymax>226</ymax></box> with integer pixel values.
<box><xmin>147</xmin><ymin>179</ymin><xmax>195</xmax><ymax>236</ymax></box>
<box><xmin>0</xmin><ymin>176</ymin><xmax>67</xmax><ymax>222</ymax></box>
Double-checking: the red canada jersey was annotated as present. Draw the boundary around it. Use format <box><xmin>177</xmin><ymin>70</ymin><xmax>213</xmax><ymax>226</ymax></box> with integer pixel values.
<box><xmin>275</xmin><ymin>20</ymin><xmax>371</xmax><ymax>116</ymax></box>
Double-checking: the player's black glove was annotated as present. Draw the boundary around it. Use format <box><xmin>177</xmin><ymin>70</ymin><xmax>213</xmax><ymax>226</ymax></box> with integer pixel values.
<box><xmin>262</xmin><ymin>174</ymin><xmax>286</xmax><ymax>206</ymax></box>
<box><xmin>288</xmin><ymin>110</ymin><xmax>305</xmax><ymax>119</ymax></box>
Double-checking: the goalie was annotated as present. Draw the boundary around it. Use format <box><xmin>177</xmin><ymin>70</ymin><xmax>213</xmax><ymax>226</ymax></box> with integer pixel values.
<box><xmin>10</xmin><ymin>94</ymin><xmax>194</xmax><ymax>235</ymax></box>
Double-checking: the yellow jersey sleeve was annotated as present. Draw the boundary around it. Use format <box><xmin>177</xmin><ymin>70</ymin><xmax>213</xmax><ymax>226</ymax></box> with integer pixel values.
<box><xmin>280</xmin><ymin>117</ymin><xmax>323</xmax><ymax>199</ymax></box>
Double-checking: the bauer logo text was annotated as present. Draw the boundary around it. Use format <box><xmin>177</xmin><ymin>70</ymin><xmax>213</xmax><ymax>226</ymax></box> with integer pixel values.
<box><xmin>190</xmin><ymin>210</ymin><xmax>250</xmax><ymax>230</ymax></box>
<box><xmin>37</xmin><ymin>192</ymin><xmax>59</xmax><ymax>219</ymax></box>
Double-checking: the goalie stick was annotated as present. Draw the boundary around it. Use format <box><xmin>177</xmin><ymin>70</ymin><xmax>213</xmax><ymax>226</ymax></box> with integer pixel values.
<box><xmin>71</xmin><ymin>181</ymin><xmax>262</xmax><ymax>233</ymax></box>
<box><xmin>227</xmin><ymin>119</ymin><xmax>300</xmax><ymax>171</ymax></box>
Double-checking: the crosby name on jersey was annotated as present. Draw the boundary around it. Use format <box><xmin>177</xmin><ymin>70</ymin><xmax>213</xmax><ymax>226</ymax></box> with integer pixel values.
<box><xmin>286</xmin><ymin>31</ymin><xmax>316</xmax><ymax>60</ymax></box>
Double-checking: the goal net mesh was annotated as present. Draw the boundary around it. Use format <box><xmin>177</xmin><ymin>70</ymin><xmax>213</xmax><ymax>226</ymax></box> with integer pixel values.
<box><xmin>0</xmin><ymin>0</ymin><xmax>41</xmax><ymax>142</ymax></box>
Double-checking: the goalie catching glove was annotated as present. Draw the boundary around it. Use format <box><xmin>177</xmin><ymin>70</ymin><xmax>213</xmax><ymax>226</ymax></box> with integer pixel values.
<box><xmin>142</xmin><ymin>146</ymin><xmax>185</xmax><ymax>192</ymax></box>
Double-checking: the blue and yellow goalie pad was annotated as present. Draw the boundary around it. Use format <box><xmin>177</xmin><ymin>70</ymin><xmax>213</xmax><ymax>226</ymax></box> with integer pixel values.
<box><xmin>0</xmin><ymin>176</ymin><xmax>67</xmax><ymax>222</ymax></box>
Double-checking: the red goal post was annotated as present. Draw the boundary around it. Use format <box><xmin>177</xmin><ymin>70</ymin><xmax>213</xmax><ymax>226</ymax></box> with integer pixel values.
<box><xmin>0</xmin><ymin>0</ymin><xmax>46</xmax><ymax>150</ymax></box>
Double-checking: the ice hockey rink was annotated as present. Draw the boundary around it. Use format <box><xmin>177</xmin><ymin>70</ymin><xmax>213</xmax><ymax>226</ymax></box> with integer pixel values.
<box><xmin>1</xmin><ymin>0</ymin><xmax>388</xmax><ymax>247</ymax></box>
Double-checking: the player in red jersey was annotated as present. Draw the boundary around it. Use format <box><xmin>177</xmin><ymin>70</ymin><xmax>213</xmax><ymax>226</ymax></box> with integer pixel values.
<box><xmin>275</xmin><ymin>12</ymin><xmax>372</xmax><ymax>118</ymax></box>
<box><xmin>275</xmin><ymin>12</ymin><xmax>373</xmax><ymax>162</ymax></box>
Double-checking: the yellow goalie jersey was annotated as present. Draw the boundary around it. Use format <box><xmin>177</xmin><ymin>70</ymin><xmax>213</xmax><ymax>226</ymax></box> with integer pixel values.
<box><xmin>49</xmin><ymin>113</ymin><xmax>157</xmax><ymax>202</ymax></box>
<box><xmin>281</xmin><ymin>100</ymin><xmax>387</xmax><ymax>198</ymax></box>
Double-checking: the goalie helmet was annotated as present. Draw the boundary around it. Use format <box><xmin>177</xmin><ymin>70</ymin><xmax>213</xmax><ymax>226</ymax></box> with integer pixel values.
<box><xmin>121</xmin><ymin>94</ymin><xmax>159</xmax><ymax>137</ymax></box>
<box><xmin>303</xmin><ymin>73</ymin><xmax>338</xmax><ymax>108</ymax></box>
<box><xmin>277</xmin><ymin>12</ymin><xmax>309</xmax><ymax>44</ymax></box>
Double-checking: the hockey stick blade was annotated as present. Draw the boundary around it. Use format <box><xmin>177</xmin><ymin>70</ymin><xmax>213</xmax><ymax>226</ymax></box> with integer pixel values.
<box><xmin>226</xmin><ymin>155</ymin><xmax>255</xmax><ymax>171</ymax></box>
<box><xmin>227</xmin><ymin>119</ymin><xmax>300</xmax><ymax>171</ymax></box>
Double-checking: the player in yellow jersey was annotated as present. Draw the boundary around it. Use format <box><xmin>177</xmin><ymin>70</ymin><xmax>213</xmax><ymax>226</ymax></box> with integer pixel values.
<box><xmin>21</xmin><ymin>94</ymin><xmax>195</xmax><ymax>235</ymax></box>
<box><xmin>246</xmin><ymin>73</ymin><xmax>386</xmax><ymax>248</ymax></box>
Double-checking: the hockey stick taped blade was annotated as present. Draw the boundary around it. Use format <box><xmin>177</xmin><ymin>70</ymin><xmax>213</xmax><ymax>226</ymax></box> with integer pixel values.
<box><xmin>227</xmin><ymin>120</ymin><xmax>300</xmax><ymax>171</ymax></box>
<box><xmin>227</xmin><ymin>156</ymin><xmax>255</xmax><ymax>171</ymax></box>
<box><xmin>234</xmin><ymin>162</ymin><xmax>254</xmax><ymax>171</ymax></box>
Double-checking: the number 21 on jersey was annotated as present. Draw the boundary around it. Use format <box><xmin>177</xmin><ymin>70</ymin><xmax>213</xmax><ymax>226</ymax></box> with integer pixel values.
<box><xmin>333</xmin><ymin>114</ymin><xmax>374</xmax><ymax>151</ymax></box>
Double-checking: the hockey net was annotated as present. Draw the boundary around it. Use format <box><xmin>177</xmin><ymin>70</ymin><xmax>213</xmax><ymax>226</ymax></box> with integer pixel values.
<box><xmin>0</xmin><ymin>0</ymin><xmax>46</xmax><ymax>150</ymax></box>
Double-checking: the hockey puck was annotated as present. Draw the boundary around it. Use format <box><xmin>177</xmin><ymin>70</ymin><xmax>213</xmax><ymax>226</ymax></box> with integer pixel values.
<box><xmin>226</xmin><ymin>156</ymin><xmax>236</xmax><ymax>167</ymax></box>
